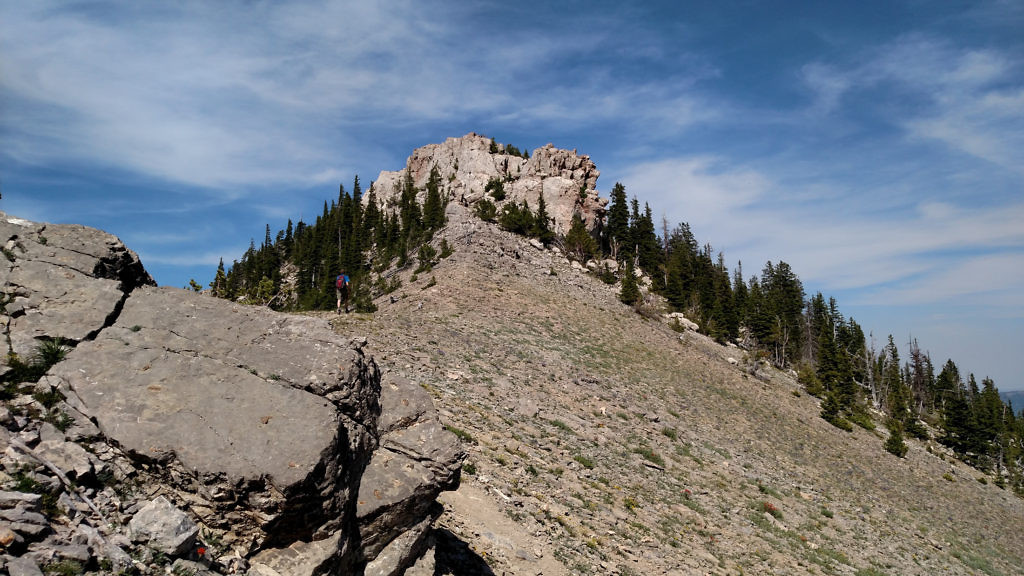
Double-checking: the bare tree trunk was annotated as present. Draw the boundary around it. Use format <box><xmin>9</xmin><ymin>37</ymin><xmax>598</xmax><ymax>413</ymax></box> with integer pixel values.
<box><xmin>865</xmin><ymin>336</ymin><xmax>879</xmax><ymax>409</ymax></box>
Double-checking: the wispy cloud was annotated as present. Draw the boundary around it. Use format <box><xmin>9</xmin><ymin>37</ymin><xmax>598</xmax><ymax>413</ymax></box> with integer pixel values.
<box><xmin>799</xmin><ymin>34</ymin><xmax>1024</xmax><ymax>176</ymax></box>
<box><xmin>625</xmin><ymin>154</ymin><xmax>1024</xmax><ymax>314</ymax></box>
<box><xmin>0</xmin><ymin>1</ymin><xmax>718</xmax><ymax>192</ymax></box>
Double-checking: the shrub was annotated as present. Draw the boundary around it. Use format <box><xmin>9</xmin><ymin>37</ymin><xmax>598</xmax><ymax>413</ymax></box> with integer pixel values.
<box><xmin>498</xmin><ymin>201</ymin><xmax>535</xmax><ymax>235</ymax></box>
<box><xmin>634</xmin><ymin>446</ymin><xmax>665</xmax><ymax>467</ymax></box>
<box><xmin>484</xmin><ymin>177</ymin><xmax>506</xmax><ymax>201</ymax></box>
<box><xmin>550</xmin><ymin>419</ymin><xmax>573</xmax><ymax>432</ymax></box>
<box><xmin>574</xmin><ymin>454</ymin><xmax>595</xmax><ymax>469</ymax></box>
<box><xmin>445</xmin><ymin>425</ymin><xmax>475</xmax><ymax>444</ymax></box>
<box><xmin>797</xmin><ymin>363</ymin><xmax>824</xmax><ymax>397</ymax></box>
<box><xmin>761</xmin><ymin>501</ymin><xmax>783</xmax><ymax>519</ymax></box>
<box><xmin>474</xmin><ymin>198</ymin><xmax>497</xmax><ymax>222</ymax></box>
<box><xmin>439</xmin><ymin>238</ymin><xmax>454</xmax><ymax>258</ymax></box>
<box><xmin>884</xmin><ymin>424</ymin><xmax>908</xmax><ymax>458</ymax></box>
<box><xmin>415</xmin><ymin>244</ymin><xmax>437</xmax><ymax>274</ymax></box>
<box><xmin>848</xmin><ymin>406</ymin><xmax>875</xmax><ymax>430</ymax></box>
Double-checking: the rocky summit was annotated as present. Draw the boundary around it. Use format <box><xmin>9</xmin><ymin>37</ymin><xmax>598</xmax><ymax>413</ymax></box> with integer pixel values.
<box><xmin>0</xmin><ymin>212</ymin><xmax>463</xmax><ymax>575</ymax></box>
<box><xmin>370</xmin><ymin>133</ymin><xmax>607</xmax><ymax>234</ymax></box>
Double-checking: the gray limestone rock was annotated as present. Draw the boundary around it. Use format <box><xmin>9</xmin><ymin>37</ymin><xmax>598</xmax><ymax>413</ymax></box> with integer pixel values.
<box><xmin>246</xmin><ymin>531</ymin><xmax>342</xmax><ymax>576</ymax></box>
<box><xmin>6</xmin><ymin>555</ymin><xmax>44</xmax><ymax>576</ymax></box>
<box><xmin>358</xmin><ymin>376</ymin><xmax>463</xmax><ymax>563</ymax></box>
<box><xmin>368</xmin><ymin>133</ymin><xmax>607</xmax><ymax>236</ymax></box>
<box><xmin>49</xmin><ymin>286</ymin><xmax>380</xmax><ymax>566</ymax></box>
<box><xmin>0</xmin><ymin>212</ymin><xmax>462</xmax><ymax>573</ymax></box>
<box><xmin>0</xmin><ymin>211</ymin><xmax>154</xmax><ymax>363</ymax></box>
<box><xmin>129</xmin><ymin>496</ymin><xmax>199</xmax><ymax>556</ymax></box>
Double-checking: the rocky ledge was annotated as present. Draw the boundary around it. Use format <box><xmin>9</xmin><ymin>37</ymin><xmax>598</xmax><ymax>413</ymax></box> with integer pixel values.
<box><xmin>0</xmin><ymin>212</ymin><xmax>463</xmax><ymax>575</ymax></box>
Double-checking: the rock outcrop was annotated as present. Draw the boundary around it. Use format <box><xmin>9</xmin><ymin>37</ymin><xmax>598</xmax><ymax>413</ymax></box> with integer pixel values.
<box><xmin>368</xmin><ymin>133</ymin><xmax>608</xmax><ymax>234</ymax></box>
<box><xmin>0</xmin><ymin>211</ymin><xmax>462</xmax><ymax>575</ymax></box>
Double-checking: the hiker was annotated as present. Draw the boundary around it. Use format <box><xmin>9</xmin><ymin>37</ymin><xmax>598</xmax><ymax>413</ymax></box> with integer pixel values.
<box><xmin>336</xmin><ymin>271</ymin><xmax>350</xmax><ymax>314</ymax></box>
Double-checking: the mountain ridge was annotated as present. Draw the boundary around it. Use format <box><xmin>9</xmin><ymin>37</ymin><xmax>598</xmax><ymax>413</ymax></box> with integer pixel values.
<box><xmin>319</xmin><ymin>204</ymin><xmax>1024</xmax><ymax>575</ymax></box>
<box><xmin>208</xmin><ymin>132</ymin><xmax>1024</xmax><ymax>574</ymax></box>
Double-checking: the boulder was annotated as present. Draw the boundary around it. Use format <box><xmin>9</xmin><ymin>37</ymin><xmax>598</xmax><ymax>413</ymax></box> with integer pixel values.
<box><xmin>1</xmin><ymin>211</ymin><xmax>462</xmax><ymax>573</ymax></box>
<box><xmin>664</xmin><ymin>312</ymin><xmax>699</xmax><ymax>332</ymax></box>
<box><xmin>129</xmin><ymin>496</ymin><xmax>199</xmax><ymax>555</ymax></box>
<box><xmin>357</xmin><ymin>376</ymin><xmax>463</xmax><ymax>564</ymax></box>
<box><xmin>0</xmin><ymin>211</ymin><xmax>153</xmax><ymax>363</ymax></box>
<box><xmin>6</xmin><ymin>556</ymin><xmax>43</xmax><ymax>576</ymax></box>
<box><xmin>49</xmin><ymin>286</ymin><xmax>380</xmax><ymax>566</ymax></box>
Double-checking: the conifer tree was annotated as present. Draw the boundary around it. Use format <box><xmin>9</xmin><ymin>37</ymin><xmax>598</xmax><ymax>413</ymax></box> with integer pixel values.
<box><xmin>820</xmin><ymin>392</ymin><xmax>851</xmax><ymax>431</ymax></box>
<box><xmin>619</xmin><ymin>260</ymin><xmax>640</xmax><ymax>305</ymax></box>
<box><xmin>563</xmin><ymin>212</ymin><xmax>597</xmax><ymax>263</ymax></box>
<box><xmin>604</xmin><ymin>182</ymin><xmax>629</xmax><ymax>257</ymax></box>
<box><xmin>531</xmin><ymin>192</ymin><xmax>555</xmax><ymax>245</ymax></box>
<box><xmin>885</xmin><ymin>421</ymin><xmax>908</xmax><ymax>457</ymax></box>
<box><xmin>423</xmin><ymin>166</ymin><xmax>446</xmax><ymax>233</ymax></box>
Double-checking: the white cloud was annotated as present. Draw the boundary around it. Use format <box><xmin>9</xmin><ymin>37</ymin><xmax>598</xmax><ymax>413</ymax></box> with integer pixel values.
<box><xmin>800</xmin><ymin>63</ymin><xmax>851</xmax><ymax>116</ymax></box>
<box><xmin>804</xmin><ymin>34</ymin><xmax>1024</xmax><ymax>175</ymax></box>
<box><xmin>623</xmin><ymin>155</ymin><xmax>1024</xmax><ymax>313</ymax></box>
<box><xmin>0</xmin><ymin>1</ymin><xmax>719</xmax><ymax>191</ymax></box>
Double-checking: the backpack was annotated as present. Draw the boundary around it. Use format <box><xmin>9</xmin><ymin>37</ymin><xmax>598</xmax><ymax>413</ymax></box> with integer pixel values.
<box><xmin>336</xmin><ymin>275</ymin><xmax>348</xmax><ymax>289</ymax></box>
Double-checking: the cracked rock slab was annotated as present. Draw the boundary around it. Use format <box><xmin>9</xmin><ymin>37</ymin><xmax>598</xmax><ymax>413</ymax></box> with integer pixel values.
<box><xmin>358</xmin><ymin>375</ymin><xmax>463</xmax><ymax>562</ymax></box>
<box><xmin>0</xmin><ymin>211</ymin><xmax>153</xmax><ymax>361</ymax></box>
<box><xmin>49</xmin><ymin>286</ymin><xmax>380</xmax><ymax>564</ymax></box>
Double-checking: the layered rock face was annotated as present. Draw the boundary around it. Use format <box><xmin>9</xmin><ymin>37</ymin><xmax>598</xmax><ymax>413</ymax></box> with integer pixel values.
<box><xmin>0</xmin><ymin>212</ymin><xmax>462</xmax><ymax>575</ymax></box>
<box><xmin>369</xmin><ymin>133</ymin><xmax>608</xmax><ymax>234</ymax></box>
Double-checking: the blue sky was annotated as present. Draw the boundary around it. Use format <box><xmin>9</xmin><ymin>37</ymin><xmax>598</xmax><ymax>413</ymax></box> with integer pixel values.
<box><xmin>2</xmin><ymin>1</ymin><xmax>1022</xmax><ymax>391</ymax></box>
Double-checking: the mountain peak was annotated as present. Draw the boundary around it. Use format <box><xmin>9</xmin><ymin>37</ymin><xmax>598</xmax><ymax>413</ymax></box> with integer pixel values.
<box><xmin>370</xmin><ymin>133</ymin><xmax>607</xmax><ymax>234</ymax></box>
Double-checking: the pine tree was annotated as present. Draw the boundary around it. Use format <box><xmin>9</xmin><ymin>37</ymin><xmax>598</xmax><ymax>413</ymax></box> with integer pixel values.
<box><xmin>619</xmin><ymin>260</ymin><xmax>640</xmax><ymax>305</ymax></box>
<box><xmin>423</xmin><ymin>166</ymin><xmax>446</xmax><ymax>233</ymax></box>
<box><xmin>604</xmin><ymin>182</ymin><xmax>629</xmax><ymax>258</ymax></box>
<box><xmin>635</xmin><ymin>202</ymin><xmax>662</xmax><ymax>278</ymax></box>
<box><xmin>885</xmin><ymin>421</ymin><xmax>908</xmax><ymax>457</ymax></box>
<box><xmin>210</xmin><ymin>259</ymin><xmax>228</xmax><ymax>298</ymax></box>
<box><xmin>531</xmin><ymin>192</ymin><xmax>554</xmax><ymax>244</ymax></box>
<box><xmin>562</xmin><ymin>212</ymin><xmax>596</xmax><ymax>263</ymax></box>
<box><xmin>820</xmin><ymin>392</ymin><xmax>851</xmax><ymax>431</ymax></box>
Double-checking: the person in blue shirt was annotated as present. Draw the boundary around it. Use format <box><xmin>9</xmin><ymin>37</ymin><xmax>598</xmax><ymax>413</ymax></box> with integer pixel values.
<box><xmin>336</xmin><ymin>271</ymin><xmax>350</xmax><ymax>314</ymax></box>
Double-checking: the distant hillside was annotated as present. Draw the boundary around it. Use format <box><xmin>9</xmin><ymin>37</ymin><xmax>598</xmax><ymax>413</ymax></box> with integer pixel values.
<box><xmin>1002</xmin><ymin>390</ymin><xmax>1024</xmax><ymax>413</ymax></box>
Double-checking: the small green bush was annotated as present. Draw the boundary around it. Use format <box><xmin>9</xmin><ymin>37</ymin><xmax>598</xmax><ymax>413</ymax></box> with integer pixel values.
<box><xmin>848</xmin><ymin>408</ymin><xmax>875</xmax><ymax>431</ymax></box>
<box><xmin>444</xmin><ymin>425</ymin><xmax>475</xmax><ymax>444</ymax></box>
<box><xmin>43</xmin><ymin>560</ymin><xmax>83</xmax><ymax>576</ymax></box>
<box><xmin>574</xmin><ymin>454</ymin><xmax>595</xmax><ymax>469</ymax></box>
<box><xmin>550</xmin><ymin>419</ymin><xmax>573</xmax><ymax>432</ymax></box>
<box><xmin>484</xmin><ymin>177</ymin><xmax>506</xmax><ymax>201</ymax></box>
<box><xmin>474</xmin><ymin>198</ymin><xmax>497</xmax><ymax>222</ymax></box>
<box><xmin>634</xmin><ymin>446</ymin><xmax>665</xmax><ymax>467</ymax></box>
